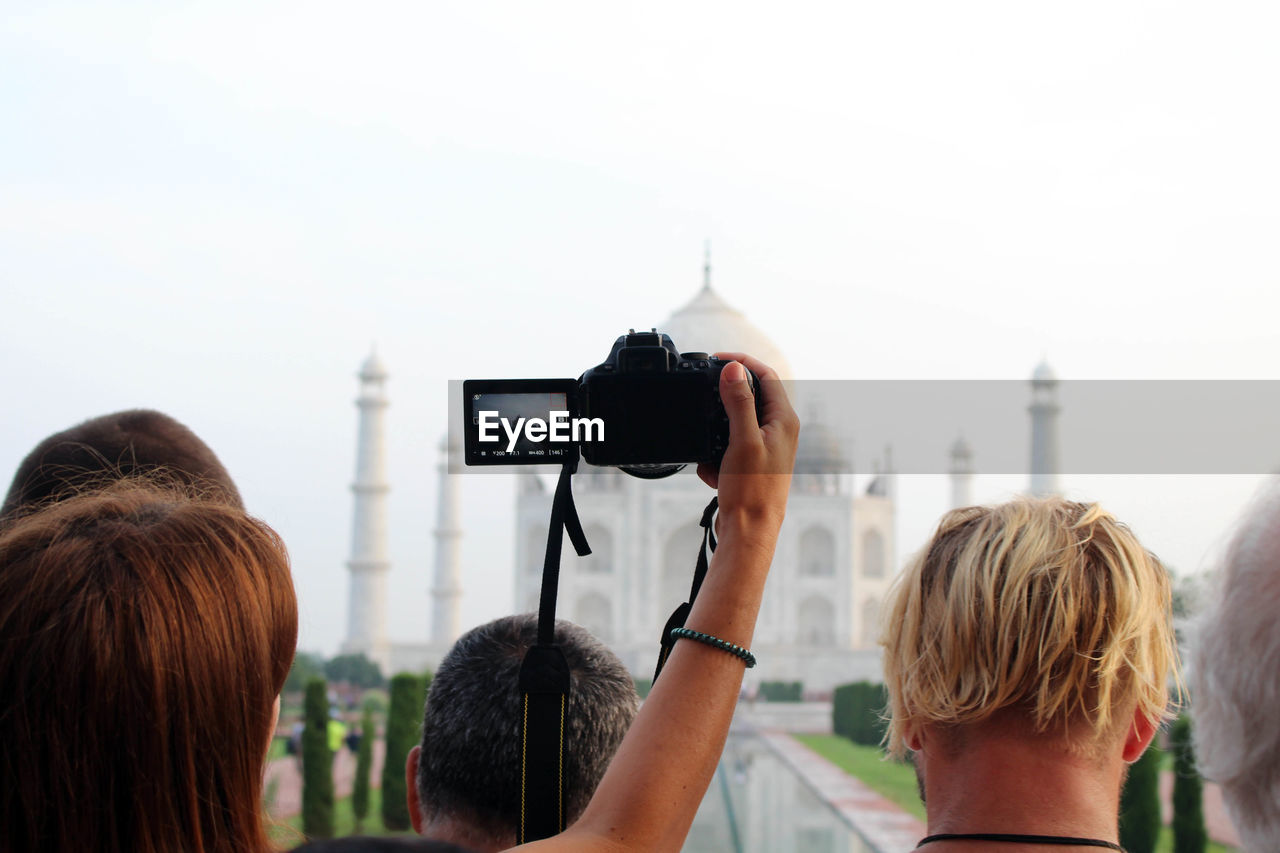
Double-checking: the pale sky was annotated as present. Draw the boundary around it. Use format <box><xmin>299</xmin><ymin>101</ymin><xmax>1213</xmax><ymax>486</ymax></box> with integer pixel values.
<box><xmin>3</xmin><ymin>2</ymin><xmax>1278</xmax><ymax>656</ymax></box>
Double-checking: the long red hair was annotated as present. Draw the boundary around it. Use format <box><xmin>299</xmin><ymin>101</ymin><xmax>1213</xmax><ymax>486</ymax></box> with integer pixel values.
<box><xmin>0</xmin><ymin>482</ymin><xmax>298</xmax><ymax>853</ymax></box>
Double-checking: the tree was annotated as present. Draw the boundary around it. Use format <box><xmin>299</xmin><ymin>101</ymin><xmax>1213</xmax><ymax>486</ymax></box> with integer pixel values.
<box><xmin>285</xmin><ymin>651</ymin><xmax>325</xmax><ymax>694</ymax></box>
<box><xmin>324</xmin><ymin>652</ymin><xmax>386</xmax><ymax>689</ymax></box>
<box><xmin>832</xmin><ymin>681</ymin><xmax>888</xmax><ymax>746</ymax></box>
<box><xmin>381</xmin><ymin>673</ymin><xmax>429</xmax><ymax>831</ymax></box>
<box><xmin>1170</xmin><ymin>572</ymin><xmax>1206</xmax><ymax>620</ymax></box>
<box><xmin>759</xmin><ymin>681</ymin><xmax>803</xmax><ymax>702</ymax></box>
<box><xmin>832</xmin><ymin>683</ymin><xmax>852</xmax><ymax>738</ymax></box>
<box><xmin>301</xmin><ymin>678</ymin><xmax>334</xmax><ymax>839</ymax></box>
<box><xmin>1170</xmin><ymin>715</ymin><xmax>1207</xmax><ymax>853</ymax></box>
<box><xmin>352</xmin><ymin>703</ymin><xmax>375</xmax><ymax>833</ymax></box>
<box><xmin>1120</xmin><ymin>741</ymin><xmax>1162</xmax><ymax>853</ymax></box>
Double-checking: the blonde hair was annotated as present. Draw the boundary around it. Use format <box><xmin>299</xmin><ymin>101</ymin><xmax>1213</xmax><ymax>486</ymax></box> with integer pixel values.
<box><xmin>881</xmin><ymin>497</ymin><xmax>1178</xmax><ymax>758</ymax></box>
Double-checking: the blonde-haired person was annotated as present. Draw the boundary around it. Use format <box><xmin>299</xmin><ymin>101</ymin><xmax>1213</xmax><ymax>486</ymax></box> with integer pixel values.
<box><xmin>1192</xmin><ymin>479</ymin><xmax>1280</xmax><ymax>852</ymax></box>
<box><xmin>881</xmin><ymin>498</ymin><xmax>1180</xmax><ymax>853</ymax></box>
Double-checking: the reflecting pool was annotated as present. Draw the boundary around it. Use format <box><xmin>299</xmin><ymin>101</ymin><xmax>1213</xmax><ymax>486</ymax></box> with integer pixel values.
<box><xmin>683</xmin><ymin>733</ymin><xmax>874</xmax><ymax>853</ymax></box>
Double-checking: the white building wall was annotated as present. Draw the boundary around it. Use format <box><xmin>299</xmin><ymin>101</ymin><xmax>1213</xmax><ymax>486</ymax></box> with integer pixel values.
<box><xmin>514</xmin><ymin>462</ymin><xmax>896</xmax><ymax>692</ymax></box>
<box><xmin>851</xmin><ymin>493</ymin><xmax>896</xmax><ymax>651</ymax></box>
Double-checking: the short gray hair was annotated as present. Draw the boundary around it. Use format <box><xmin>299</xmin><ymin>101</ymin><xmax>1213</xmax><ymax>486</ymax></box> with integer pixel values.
<box><xmin>415</xmin><ymin>614</ymin><xmax>639</xmax><ymax>844</ymax></box>
<box><xmin>1192</xmin><ymin>479</ymin><xmax>1280</xmax><ymax>851</ymax></box>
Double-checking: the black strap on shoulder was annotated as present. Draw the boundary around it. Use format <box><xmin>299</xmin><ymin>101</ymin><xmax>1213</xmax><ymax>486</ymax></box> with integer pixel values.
<box><xmin>652</xmin><ymin>496</ymin><xmax>718</xmax><ymax>683</ymax></box>
<box><xmin>518</xmin><ymin>459</ymin><xmax>591</xmax><ymax>843</ymax></box>
<box><xmin>518</xmin><ymin>644</ymin><xmax>571</xmax><ymax>843</ymax></box>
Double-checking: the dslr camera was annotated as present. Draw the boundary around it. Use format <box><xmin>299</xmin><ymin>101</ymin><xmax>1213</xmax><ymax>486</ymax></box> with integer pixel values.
<box><xmin>463</xmin><ymin>330</ymin><xmax>760</xmax><ymax>478</ymax></box>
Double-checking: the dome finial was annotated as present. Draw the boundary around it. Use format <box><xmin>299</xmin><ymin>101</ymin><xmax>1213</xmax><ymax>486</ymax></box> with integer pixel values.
<box><xmin>702</xmin><ymin>239</ymin><xmax>711</xmax><ymax>293</ymax></box>
<box><xmin>360</xmin><ymin>345</ymin><xmax>388</xmax><ymax>381</ymax></box>
<box><xmin>1032</xmin><ymin>355</ymin><xmax>1056</xmax><ymax>384</ymax></box>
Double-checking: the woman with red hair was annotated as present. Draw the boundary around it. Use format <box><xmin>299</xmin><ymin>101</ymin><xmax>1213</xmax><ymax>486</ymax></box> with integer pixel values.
<box><xmin>0</xmin><ymin>482</ymin><xmax>297</xmax><ymax>853</ymax></box>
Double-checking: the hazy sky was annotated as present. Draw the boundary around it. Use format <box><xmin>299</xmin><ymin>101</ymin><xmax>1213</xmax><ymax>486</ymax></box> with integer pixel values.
<box><xmin>4</xmin><ymin>2</ymin><xmax>1278</xmax><ymax>656</ymax></box>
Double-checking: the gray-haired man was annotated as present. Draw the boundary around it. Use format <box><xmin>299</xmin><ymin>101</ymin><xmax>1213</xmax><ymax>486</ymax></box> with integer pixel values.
<box><xmin>406</xmin><ymin>614</ymin><xmax>640</xmax><ymax>852</ymax></box>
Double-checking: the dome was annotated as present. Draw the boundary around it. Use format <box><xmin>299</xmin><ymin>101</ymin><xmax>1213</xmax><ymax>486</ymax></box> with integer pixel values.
<box><xmin>796</xmin><ymin>420</ymin><xmax>851</xmax><ymax>475</ymax></box>
<box><xmin>360</xmin><ymin>349</ymin><xmax>388</xmax><ymax>381</ymax></box>
<box><xmin>660</xmin><ymin>285</ymin><xmax>793</xmax><ymax>380</ymax></box>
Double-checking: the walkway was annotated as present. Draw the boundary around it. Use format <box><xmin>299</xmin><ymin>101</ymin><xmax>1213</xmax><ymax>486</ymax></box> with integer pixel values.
<box><xmin>265</xmin><ymin>740</ymin><xmax>386</xmax><ymax>820</ymax></box>
<box><xmin>759</xmin><ymin>729</ymin><xmax>1242</xmax><ymax>852</ymax></box>
<box><xmin>757</xmin><ymin>729</ymin><xmax>925</xmax><ymax>853</ymax></box>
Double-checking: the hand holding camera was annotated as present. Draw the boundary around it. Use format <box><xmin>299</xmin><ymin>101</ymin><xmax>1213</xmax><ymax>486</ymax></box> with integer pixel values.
<box><xmin>697</xmin><ymin>351</ymin><xmax>799</xmax><ymax>544</ymax></box>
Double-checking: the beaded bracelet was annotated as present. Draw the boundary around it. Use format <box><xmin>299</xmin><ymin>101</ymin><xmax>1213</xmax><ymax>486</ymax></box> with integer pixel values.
<box><xmin>670</xmin><ymin>627</ymin><xmax>757</xmax><ymax>668</ymax></box>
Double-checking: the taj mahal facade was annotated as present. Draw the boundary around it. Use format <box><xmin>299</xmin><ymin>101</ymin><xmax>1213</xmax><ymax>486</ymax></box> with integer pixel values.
<box><xmin>512</xmin><ymin>281</ymin><xmax>896</xmax><ymax>690</ymax></box>
<box><xmin>339</xmin><ymin>266</ymin><xmax>1059</xmax><ymax>692</ymax></box>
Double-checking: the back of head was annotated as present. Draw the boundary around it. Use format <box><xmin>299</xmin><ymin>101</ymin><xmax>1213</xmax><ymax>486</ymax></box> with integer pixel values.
<box><xmin>1192</xmin><ymin>480</ymin><xmax>1280</xmax><ymax>850</ymax></box>
<box><xmin>415</xmin><ymin>614</ymin><xmax>639</xmax><ymax>847</ymax></box>
<box><xmin>2</xmin><ymin>409</ymin><xmax>243</xmax><ymax>522</ymax></box>
<box><xmin>881</xmin><ymin>497</ymin><xmax>1177</xmax><ymax>758</ymax></box>
<box><xmin>0</xmin><ymin>482</ymin><xmax>297</xmax><ymax>853</ymax></box>
<box><xmin>295</xmin><ymin>838</ymin><xmax>475</xmax><ymax>853</ymax></box>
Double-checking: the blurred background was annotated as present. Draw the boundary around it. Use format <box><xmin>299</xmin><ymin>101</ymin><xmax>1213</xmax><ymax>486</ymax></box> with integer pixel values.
<box><xmin>3</xmin><ymin>1</ymin><xmax>1277</xmax><ymax>663</ymax></box>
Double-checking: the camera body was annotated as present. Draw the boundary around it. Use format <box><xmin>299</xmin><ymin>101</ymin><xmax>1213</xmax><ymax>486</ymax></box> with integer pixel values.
<box><xmin>578</xmin><ymin>330</ymin><xmax>755</xmax><ymax>471</ymax></box>
<box><xmin>463</xmin><ymin>330</ymin><xmax>760</xmax><ymax>476</ymax></box>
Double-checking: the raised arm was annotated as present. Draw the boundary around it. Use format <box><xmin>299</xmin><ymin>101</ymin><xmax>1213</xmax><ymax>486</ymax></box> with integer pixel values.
<box><xmin>512</xmin><ymin>353</ymin><xmax>799</xmax><ymax>853</ymax></box>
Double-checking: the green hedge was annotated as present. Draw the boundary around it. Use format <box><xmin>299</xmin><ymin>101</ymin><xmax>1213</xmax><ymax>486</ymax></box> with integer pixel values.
<box><xmin>301</xmin><ymin>678</ymin><xmax>334</xmax><ymax>839</ymax></box>
<box><xmin>380</xmin><ymin>672</ymin><xmax>431</xmax><ymax>831</ymax></box>
<box><xmin>758</xmin><ymin>681</ymin><xmax>803</xmax><ymax>702</ymax></box>
<box><xmin>1170</xmin><ymin>715</ymin><xmax>1207</xmax><ymax>853</ymax></box>
<box><xmin>352</xmin><ymin>704</ymin><xmax>375</xmax><ymax>833</ymax></box>
<box><xmin>1120</xmin><ymin>740</ymin><xmax>1162</xmax><ymax>853</ymax></box>
<box><xmin>832</xmin><ymin>681</ymin><xmax>888</xmax><ymax>746</ymax></box>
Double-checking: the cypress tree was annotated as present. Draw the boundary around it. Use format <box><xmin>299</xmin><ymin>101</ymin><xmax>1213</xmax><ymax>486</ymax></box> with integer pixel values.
<box><xmin>381</xmin><ymin>673</ymin><xmax>428</xmax><ymax>831</ymax></box>
<box><xmin>301</xmin><ymin>678</ymin><xmax>334</xmax><ymax>839</ymax></box>
<box><xmin>352</xmin><ymin>703</ymin><xmax>375</xmax><ymax>833</ymax></box>
<box><xmin>832</xmin><ymin>683</ymin><xmax>853</xmax><ymax>739</ymax></box>
<box><xmin>1170</xmin><ymin>715</ymin><xmax>1207</xmax><ymax>853</ymax></box>
<box><xmin>835</xmin><ymin>681</ymin><xmax>888</xmax><ymax>746</ymax></box>
<box><xmin>1119</xmin><ymin>741</ymin><xmax>1162</xmax><ymax>853</ymax></box>
<box><xmin>849</xmin><ymin>682</ymin><xmax>868</xmax><ymax>744</ymax></box>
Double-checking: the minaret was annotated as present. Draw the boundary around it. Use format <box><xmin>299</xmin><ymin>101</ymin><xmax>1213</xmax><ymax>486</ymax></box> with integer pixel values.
<box><xmin>702</xmin><ymin>239</ymin><xmax>712</xmax><ymax>291</ymax></box>
<box><xmin>867</xmin><ymin>445</ymin><xmax>896</xmax><ymax>499</ymax></box>
<box><xmin>949</xmin><ymin>434</ymin><xmax>975</xmax><ymax>508</ymax></box>
<box><xmin>343</xmin><ymin>349</ymin><xmax>391</xmax><ymax>671</ymax></box>
<box><xmin>1028</xmin><ymin>359</ymin><xmax>1061</xmax><ymax>496</ymax></box>
<box><xmin>430</xmin><ymin>434</ymin><xmax>463</xmax><ymax>646</ymax></box>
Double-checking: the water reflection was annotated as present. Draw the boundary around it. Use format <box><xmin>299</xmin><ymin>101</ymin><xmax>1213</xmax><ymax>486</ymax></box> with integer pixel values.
<box><xmin>684</xmin><ymin>733</ymin><xmax>873</xmax><ymax>853</ymax></box>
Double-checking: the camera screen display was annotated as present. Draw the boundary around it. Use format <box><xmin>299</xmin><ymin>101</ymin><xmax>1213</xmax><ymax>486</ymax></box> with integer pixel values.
<box><xmin>462</xmin><ymin>379</ymin><xmax>580</xmax><ymax>465</ymax></box>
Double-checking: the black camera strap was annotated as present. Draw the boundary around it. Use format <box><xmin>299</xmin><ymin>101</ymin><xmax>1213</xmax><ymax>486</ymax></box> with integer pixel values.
<box><xmin>518</xmin><ymin>460</ymin><xmax>591</xmax><ymax>843</ymax></box>
<box><xmin>652</xmin><ymin>496</ymin><xmax>718</xmax><ymax>683</ymax></box>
